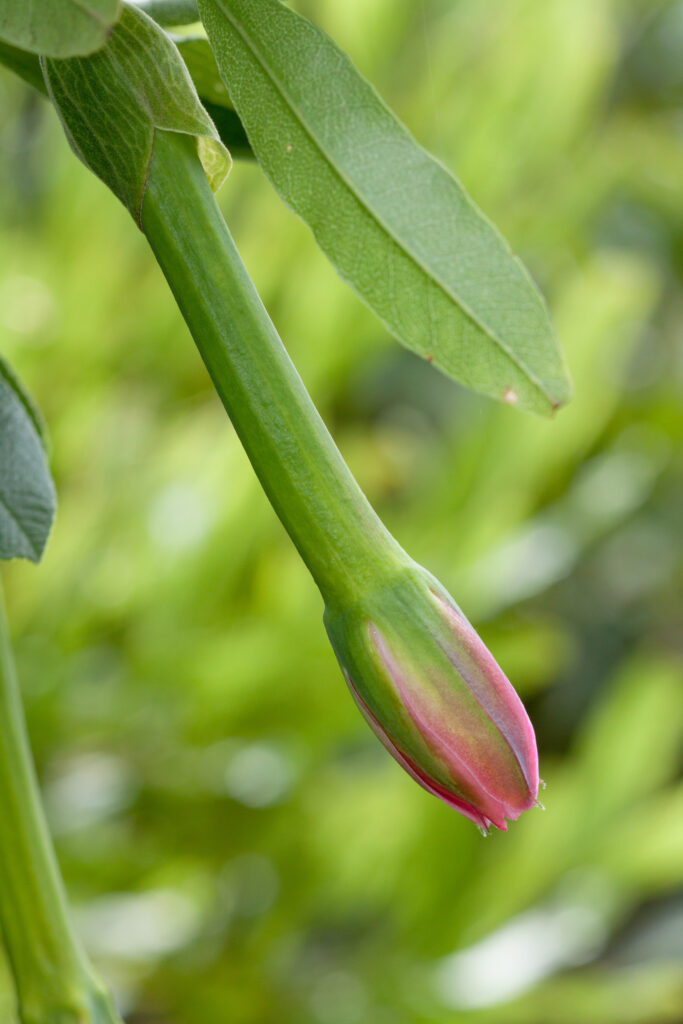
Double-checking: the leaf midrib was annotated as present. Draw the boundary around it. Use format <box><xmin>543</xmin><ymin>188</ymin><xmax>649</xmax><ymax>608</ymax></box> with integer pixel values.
<box><xmin>212</xmin><ymin>0</ymin><xmax>556</xmax><ymax>408</ymax></box>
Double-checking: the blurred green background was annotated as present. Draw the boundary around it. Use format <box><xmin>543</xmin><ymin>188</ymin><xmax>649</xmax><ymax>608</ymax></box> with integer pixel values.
<box><xmin>1</xmin><ymin>0</ymin><xmax>682</xmax><ymax>1021</ymax></box>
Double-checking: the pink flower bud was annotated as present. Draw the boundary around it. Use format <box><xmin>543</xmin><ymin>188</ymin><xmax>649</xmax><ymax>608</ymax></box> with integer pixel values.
<box><xmin>324</xmin><ymin>568</ymin><xmax>539</xmax><ymax>833</ymax></box>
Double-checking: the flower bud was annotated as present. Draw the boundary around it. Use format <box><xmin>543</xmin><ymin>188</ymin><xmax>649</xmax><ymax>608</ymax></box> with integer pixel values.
<box><xmin>324</xmin><ymin>566</ymin><xmax>539</xmax><ymax>833</ymax></box>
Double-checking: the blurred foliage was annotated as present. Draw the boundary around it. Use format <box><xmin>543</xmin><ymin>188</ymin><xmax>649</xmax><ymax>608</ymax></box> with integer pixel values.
<box><xmin>0</xmin><ymin>0</ymin><xmax>681</xmax><ymax>1022</ymax></box>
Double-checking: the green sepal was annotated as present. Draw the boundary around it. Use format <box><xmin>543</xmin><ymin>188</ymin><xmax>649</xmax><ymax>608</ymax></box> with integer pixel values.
<box><xmin>43</xmin><ymin>3</ymin><xmax>231</xmax><ymax>227</ymax></box>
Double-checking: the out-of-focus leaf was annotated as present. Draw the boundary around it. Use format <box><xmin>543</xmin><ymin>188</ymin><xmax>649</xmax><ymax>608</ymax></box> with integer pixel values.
<box><xmin>0</xmin><ymin>359</ymin><xmax>55</xmax><ymax>563</ymax></box>
<box><xmin>43</xmin><ymin>4</ymin><xmax>230</xmax><ymax>227</ymax></box>
<box><xmin>198</xmin><ymin>0</ymin><xmax>572</xmax><ymax>415</ymax></box>
<box><xmin>577</xmin><ymin>656</ymin><xmax>683</xmax><ymax>816</ymax></box>
<box><xmin>598</xmin><ymin>783</ymin><xmax>683</xmax><ymax>892</ymax></box>
<box><xmin>482</xmin><ymin>958</ymin><xmax>683</xmax><ymax>1024</ymax></box>
<box><xmin>0</xmin><ymin>0</ymin><xmax>121</xmax><ymax>59</ymax></box>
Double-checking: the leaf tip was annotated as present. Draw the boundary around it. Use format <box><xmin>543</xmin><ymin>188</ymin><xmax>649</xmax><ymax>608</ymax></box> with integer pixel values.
<box><xmin>548</xmin><ymin>369</ymin><xmax>574</xmax><ymax>414</ymax></box>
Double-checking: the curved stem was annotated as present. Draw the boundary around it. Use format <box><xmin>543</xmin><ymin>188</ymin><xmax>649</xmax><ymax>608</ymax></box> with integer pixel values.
<box><xmin>0</xmin><ymin>579</ymin><xmax>121</xmax><ymax>1024</ymax></box>
<box><xmin>142</xmin><ymin>130</ymin><xmax>408</xmax><ymax>606</ymax></box>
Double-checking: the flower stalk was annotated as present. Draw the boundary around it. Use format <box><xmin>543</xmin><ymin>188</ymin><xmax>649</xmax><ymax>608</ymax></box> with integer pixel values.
<box><xmin>0</xmin><ymin>580</ymin><xmax>121</xmax><ymax>1024</ymax></box>
<box><xmin>37</xmin><ymin>0</ymin><xmax>542</xmax><ymax>832</ymax></box>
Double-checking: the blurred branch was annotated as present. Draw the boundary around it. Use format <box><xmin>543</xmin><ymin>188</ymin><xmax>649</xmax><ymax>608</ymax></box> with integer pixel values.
<box><xmin>0</xmin><ymin>579</ymin><xmax>122</xmax><ymax>1024</ymax></box>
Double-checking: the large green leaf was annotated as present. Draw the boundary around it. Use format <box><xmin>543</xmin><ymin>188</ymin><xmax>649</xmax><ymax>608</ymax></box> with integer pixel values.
<box><xmin>0</xmin><ymin>0</ymin><xmax>121</xmax><ymax>59</ymax></box>
<box><xmin>43</xmin><ymin>4</ymin><xmax>231</xmax><ymax>227</ymax></box>
<box><xmin>198</xmin><ymin>0</ymin><xmax>572</xmax><ymax>415</ymax></box>
<box><xmin>0</xmin><ymin>360</ymin><xmax>55</xmax><ymax>563</ymax></box>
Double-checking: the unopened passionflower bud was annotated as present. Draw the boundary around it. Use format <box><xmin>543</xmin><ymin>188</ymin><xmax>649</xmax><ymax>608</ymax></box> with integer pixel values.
<box><xmin>324</xmin><ymin>566</ymin><xmax>539</xmax><ymax>834</ymax></box>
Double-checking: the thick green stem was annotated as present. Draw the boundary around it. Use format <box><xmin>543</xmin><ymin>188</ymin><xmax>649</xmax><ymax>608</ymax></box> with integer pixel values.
<box><xmin>142</xmin><ymin>130</ymin><xmax>408</xmax><ymax>605</ymax></box>
<box><xmin>0</xmin><ymin>581</ymin><xmax>120</xmax><ymax>1024</ymax></box>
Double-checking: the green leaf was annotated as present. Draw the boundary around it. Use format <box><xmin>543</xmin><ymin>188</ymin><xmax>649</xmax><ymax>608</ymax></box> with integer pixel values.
<box><xmin>0</xmin><ymin>359</ymin><xmax>56</xmax><ymax>563</ymax></box>
<box><xmin>198</xmin><ymin>0</ymin><xmax>572</xmax><ymax>415</ymax></box>
<box><xmin>0</xmin><ymin>0</ymin><xmax>121</xmax><ymax>59</ymax></box>
<box><xmin>43</xmin><ymin>4</ymin><xmax>231</xmax><ymax>227</ymax></box>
